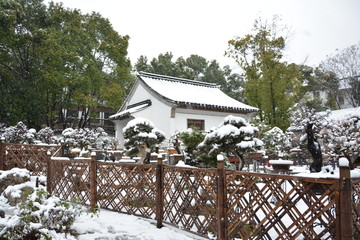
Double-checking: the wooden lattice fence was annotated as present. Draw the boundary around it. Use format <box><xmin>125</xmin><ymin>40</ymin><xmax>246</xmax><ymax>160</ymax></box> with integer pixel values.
<box><xmin>351</xmin><ymin>178</ymin><xmax>360</xmax><ymax>239</ymax></box>
<box><xmin>0</xmin><ymin>142</ymin><xmax>60</xmax><ymax>176</ymax></box>
<box><xmin>47</xmin><ymin>155</ymin><xmax>360</xmax><ymax>240</ymax></box>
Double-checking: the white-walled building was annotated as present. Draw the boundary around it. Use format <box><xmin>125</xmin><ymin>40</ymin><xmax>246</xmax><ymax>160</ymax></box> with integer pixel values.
<box><xmin>110</xmin><ymin>72</ymin><xmax>258</xmax><ymax>148</ymax></box>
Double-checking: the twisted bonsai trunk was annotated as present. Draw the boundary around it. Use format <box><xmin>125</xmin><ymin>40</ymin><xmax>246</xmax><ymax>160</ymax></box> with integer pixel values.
<box><xmin>306</xmin><ymin>123</ymin><xmax>322</xmax><ymax>172</ymax></box>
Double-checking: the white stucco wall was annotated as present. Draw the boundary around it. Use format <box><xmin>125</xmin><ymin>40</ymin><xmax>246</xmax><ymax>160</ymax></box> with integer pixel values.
<box><xmin>173</xmin><ymin>108</ymin><xmax>251</xmax><ymax>133</ymax></box>
<box><xmin>114</xmin><ymin>81</ymin><xmax>173</xmax><ymax>148</ymax></box>
<box><xmin>113</xmin><ymin>81</ymin><xmax>255</xmax><ymax>149</ymax></box>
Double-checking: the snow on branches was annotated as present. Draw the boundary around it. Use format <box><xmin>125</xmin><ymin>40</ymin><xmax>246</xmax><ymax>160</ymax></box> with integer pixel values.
<box><xmin>262</xmin><ymin>127</ymin><xmax>291</xmax><ymax>156</ymax></box>
<box><xmin>123</xmin><ymin>118</ymin><xmax>165</xmax><ymax>163</ymax></box>
<box><xmin>289</xmin><ymin>106</ymin><xmax>360</xmax><ymax>166</ymax></box>
<box><xmin>0</xmin><ymin>122</ymin><xmax>55</xmax><ymax>144</ymax></box>
<box><xmin>320</xmin><ymin>112</ymin><xmax>360</xmax><ymax>163</ymax></box>
<box><xmin>198</xmin><ymin>115</ymin><xmax>263</xmax><ymax>170</ymax></box>
<box><xmin>59</xmin><ymin>127</ymin><xmax>108</xmax><ymax>150</ymax></box>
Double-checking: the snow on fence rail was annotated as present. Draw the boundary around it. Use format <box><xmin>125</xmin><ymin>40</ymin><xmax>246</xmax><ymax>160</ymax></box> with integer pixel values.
<box><xmin>47</xmin><ymin>154</ymin><xmax>359</xmax><ymax>240</ymax></box>
<box><xmin>0</xmin><ymin>141</ymin><xmax>60</xmax><ymax>176</ymax></box>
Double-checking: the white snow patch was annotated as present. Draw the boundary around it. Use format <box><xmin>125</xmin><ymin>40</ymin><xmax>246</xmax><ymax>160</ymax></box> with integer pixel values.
<box><xmin>73</xmin><ymin>209</ymin><xmax>202</xmax><ymax>240</ymax></box>
<box><xmin>339</xmin><ymin>157</ymin><xmax>349</xmax><ymax>167</ymax></box>
<box><xmin>175</xmin><ymin>160</ymin><xmax>197</xmax><ymax>168</ymax></box>
<box><xmin>51</xmin><ymin>157</ymin><xmax>70</xmax><ymax>161</ymax></box>
<box><xmin>269</xmin><ymin>160</ymin><xmax>294</xmax><ymax>165</ymax></box>
<box><xmin>0</xmin><ymin>168</ymin><xmax>30</xmax><ymax>180</ymax></box>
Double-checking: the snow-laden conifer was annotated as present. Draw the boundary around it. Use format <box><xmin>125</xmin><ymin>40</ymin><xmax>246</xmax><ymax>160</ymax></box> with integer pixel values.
<box><xmin>123</xmin><ymin>118</ymin><xmax>165</xmax><ymax>164</ymax></box>
<box><xmin>198</xmin><ymin>115</ymin><xmax>263</xmax><ymax>170</ymax></box>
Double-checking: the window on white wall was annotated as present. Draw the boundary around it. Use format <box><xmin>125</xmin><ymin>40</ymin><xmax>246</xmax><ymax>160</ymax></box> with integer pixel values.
<box><xmin>187</xmin><ymin>119</ymin><xmax>205</xmax><ymax>130</ymax></box>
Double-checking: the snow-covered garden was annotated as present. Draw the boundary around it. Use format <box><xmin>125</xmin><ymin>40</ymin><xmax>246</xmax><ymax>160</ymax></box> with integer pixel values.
<box><xmin>0</xmin><ymin>168</ymin><xmax>205</xmax><ymax>240</ymax></box>
<box><xmin>0</xmin><ymin>109</ymin><xmax>359</xmax><ymax>239</ymax></box>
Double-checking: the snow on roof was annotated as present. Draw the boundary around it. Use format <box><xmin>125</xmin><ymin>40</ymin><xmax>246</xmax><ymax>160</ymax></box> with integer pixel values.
<box><xmin>109</xmin><ymin>100</ymin><xmax>151</xmax><ymax>120</ymax></box>
<box><xmin>138</xmin><ymin>72</ymin><xmax>258</xmax><ymax>113</ymax></box>
<box><xmin>322</xmin><ymin>107</ymin><xmax>360</xmax><ymax>121</ymax></box>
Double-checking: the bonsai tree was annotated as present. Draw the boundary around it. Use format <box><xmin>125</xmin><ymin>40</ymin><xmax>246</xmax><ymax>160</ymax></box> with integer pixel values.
<box><xmin>289</xmin><ymin>107</ymin><xmax>330</xmax><ymax>172</ymax></box>
<box><xmin>198</xmin><ymin>115</ymin><xmax>263</xmax><ymax>170</ymax></box>
<box><xmin>262</xmin><ymin>126</ymin><xmax>291</xmax><ymax>158</ymax></box>
<box><xmin>0</xmin><ymin>122</ymin><xmax>36</xmax><ymax>144</ymax></box>
<box><xmin>37</xmin><ymin>127</ymin><xmax>55</xmax><ymax>144</ymax></box>
<box><xmin>320</xmin><ymin>113</ymin><xmax>359</xmax><ymax>168</ymax></box>
<box><xmin>123</xmin><ymin>118</ymin><xmax>165</xmax><ymax>164</ymax></box>
<box><xmin>60</xmin><ymin>127</ymin><xmax>108</xmax><ymax>150</ymax></box>
<box><xmin>178</xmin><ymin>127</ymin><xmax>206</xmax><ymax>166</ymax></box>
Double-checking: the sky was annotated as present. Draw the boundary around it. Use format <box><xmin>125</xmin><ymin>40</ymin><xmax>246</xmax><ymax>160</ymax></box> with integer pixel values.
<box><xmin>46</xmin><ymin>0</ymin><xmax>360</xmax><ymax>70</ymax></box>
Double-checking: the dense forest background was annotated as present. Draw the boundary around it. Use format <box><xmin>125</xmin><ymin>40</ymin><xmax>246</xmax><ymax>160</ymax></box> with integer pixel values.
<box><xmin>1</xmin><ymin>0</ymin><xmax>359</xmax><ymax>131</ymax></box>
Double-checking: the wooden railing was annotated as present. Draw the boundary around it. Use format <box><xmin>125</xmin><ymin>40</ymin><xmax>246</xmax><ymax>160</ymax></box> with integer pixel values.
<box><xmin>47</xmin><ymin>154</ymin><xmax>359</xmax><ymax>240</ymax></box>
<box><xmin>0</xmin><ymin>141</ymin><xmax>61</xmax><ymax>176</ymax></box>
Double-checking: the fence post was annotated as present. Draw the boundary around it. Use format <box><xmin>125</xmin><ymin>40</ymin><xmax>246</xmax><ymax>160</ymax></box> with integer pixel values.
<box><xmin>90</xmin><ymin>152</ymin><xmax>98</xmax><ymax>209</ymax></box>
<box><xmin>339</xmin><ymin>158</ymin><xmax>353</xmax><ymax>240</ymax></box>
<box><xmin>0</xmin><ymin>138</ymin><xmax>5</xmax><ymax>170</ymax></box>
<box><xmin>46</xmin><ymin>151</ymin><xmax>52</xmax><ymax>193</ymax></box>
<box><xmin>60</xmin><ymin>142</ymin><xmax>65</xmax><ymax>157</ymax></box>
<box><xmin>217</xmin><ymin>154</ymin><xmax>226</xmax><ymax>240</ymax></box>
<box><xmin>156</xmin><ymin>154</ymin><xmax>164</xmax><ymax>228</ymax></box>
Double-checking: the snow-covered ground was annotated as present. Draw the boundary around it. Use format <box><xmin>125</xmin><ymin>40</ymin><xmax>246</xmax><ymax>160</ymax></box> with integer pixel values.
<box><xmin>73</xmin><ymin>209</ymin><xmax>207</xmax><ymax>240</ymax></box>
<box><xmin>1</xmin><ymin>165</ymin><xmax>359</xmax><ymax>240</ymax></box>
<box><xmin>0</xmin><ymin>171</ymin><xmax>206</xmax><ymax>240</ymax></box>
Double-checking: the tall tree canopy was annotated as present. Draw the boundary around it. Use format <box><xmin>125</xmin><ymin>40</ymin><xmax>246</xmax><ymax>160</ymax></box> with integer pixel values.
<box><xmin>0</xmin><ymin>0</ymin><xmax>134</xmax><ymax>129</ymax></box>
<box><xmin>226</xmin><ymin>17</ymin><xmax>301</xmax><ymax>130</ymax></box>
<box><xmin>134</xmin><ymin>52</ymin><xmax>245</xmax><ymax>102</ymax></box>
<box><xmin>297</xmin><ymin>65</ymin><xmax>340</xmax><ymax>111</ymax></box>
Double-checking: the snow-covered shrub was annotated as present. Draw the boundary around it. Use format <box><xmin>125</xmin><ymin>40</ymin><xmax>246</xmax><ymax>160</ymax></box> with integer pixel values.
<box><xmin>198</xmin><ymin>115</ymin><xmax>263</xmax><ymax>170</ymax></box>
<box><xmin>37</xmin><ymin>127</ymin><xmax>55</xmax><ymax>144</ymax></box>
<box><xmin>59</xmin><ymin>127</ymin><xmax>108</xmax><ymax>150</ymax></box>
<box><xmin>1</xmin><ymin>122</ymin><xmax>36</xmax><ymax>144</ymax></box>
<box><xmin>123</xmin><ymin>118</ymin><xmax>165</xmax><ymax>163</ymax></box>
<box><xmin>320</xmin><ymin>113</ymin><xmax>360</xmax><ymax>163</ymax></box>
<box><xmin>289</xmin><ymin>107</ymin><xmax>360</xmax><ymax>169</ymax></box>
<box><xmin>0</xmin><ymin>189</ymin><xmax>82</xmax><ymax>239</ymax></box>
<box><xmin>262</xmin><ymin>127</ymin><xmax>291</xmax><ymax>157</ymax></box>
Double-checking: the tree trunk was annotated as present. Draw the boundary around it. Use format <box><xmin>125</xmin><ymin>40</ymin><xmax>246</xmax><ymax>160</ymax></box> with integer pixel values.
<box><xmin>234</xmin><ymin>152</ymin><xmax>245</xmax><ymax>171</ymax></box>
<box><xmin>137</xmin><ymin>145</ymin><xmax>150</xmax><ymax>164</ymax></box>
<box><xmin>306</xmin><ymin>123</ymin><xmax>322</xmax><ymax>172</ymax></box>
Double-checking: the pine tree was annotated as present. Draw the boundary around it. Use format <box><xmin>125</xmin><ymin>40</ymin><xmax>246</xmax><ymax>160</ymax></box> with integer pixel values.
<box><xmin>198</xmin><ymin>115</ymin><xmax>263</xmax><ymax>170</ymax></box>
<box><xmin>123</xmin><ymin>118</ymin><xmax>165</xmax><ymax>163</ymax></box>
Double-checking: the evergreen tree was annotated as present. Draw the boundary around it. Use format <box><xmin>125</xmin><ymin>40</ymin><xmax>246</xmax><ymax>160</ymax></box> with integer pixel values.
<box><xmin>133</xmin><ymin>53</ymin><xmax>245</xmax><ymax>102</ymax></box>
<box><xmin>198</xmin><ymin>115</ymin><xmax>263</xmax><ymax>170</ymax></box>
<box><xmin>0</xmin><ymin>0</ymin><xmax>133</xmax><ymax>129</ymax></box>
<box><xmin>123</xmin><ymin>118</ymin><xmax>165</xmax><ymax>164</ymax></box>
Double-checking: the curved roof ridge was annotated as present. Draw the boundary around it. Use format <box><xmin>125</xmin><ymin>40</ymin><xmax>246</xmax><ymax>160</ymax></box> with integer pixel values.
<box><xmin>138</xmin><ymin>71</ymin><xmax>219</xmax><ymax>88</ymax></box>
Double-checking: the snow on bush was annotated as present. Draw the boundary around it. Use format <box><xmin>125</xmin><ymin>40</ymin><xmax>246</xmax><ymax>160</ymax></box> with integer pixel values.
<box><xmin>0</xmin><ymin>188</ymin><xmax>83</xmax><ymax>239</ymax></box>
<box><xmin>59</xmin><ymin>127</ymin><xmax>108</xmax><ymax>150</ymax></box>
<box><xmin>198</xmin><ymin>115</ymin><xmax>263</xmax><ymax>170</ymax></box>
<box><xmin>320</xmin><ymin>112</ymin><xmax>360</xmax><ymax>163</ymax></box>
<box><xmin>123</xmin><ymin>118</ymin><xmax>165</xmax><ymax>163</ymax></box>
<box><xmin>289</xmin><ymin>107</ymin><xmax>360</xmax><ymax>165</ymax></box>
<box><xmin>0</xmin><ymin>122</ymin><xmax>56</xmax><ymax>144</ymax></box>
<box><xmin>0</xmin><ymin>122</ymin><xmax>35</xmax><ymax>144</ymax></box>
<box><xmin>37</xmin><ymin>127</ymin><xmax>55</xmax><ymax>144</ymax></box>
<box><xmin>262</xmin><ymin>127</ymin><xmax>291</xmax><ymax>157</ymax></box>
